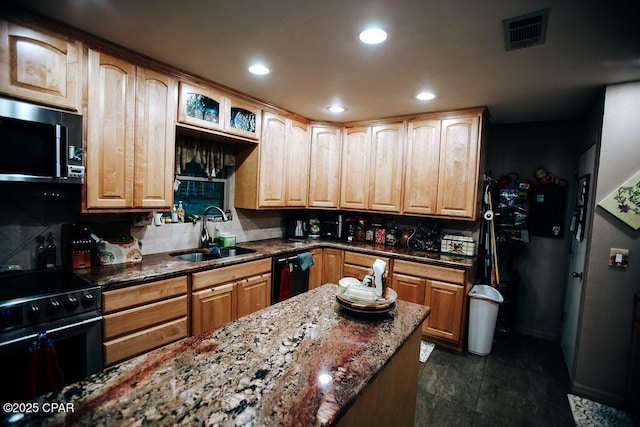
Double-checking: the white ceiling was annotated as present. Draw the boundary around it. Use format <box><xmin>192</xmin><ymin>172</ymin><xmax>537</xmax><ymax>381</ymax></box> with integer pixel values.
<box><xmin>8</xmin><ymin>0</ymin><xmax>640</xmax><ymax>124</ymax></box>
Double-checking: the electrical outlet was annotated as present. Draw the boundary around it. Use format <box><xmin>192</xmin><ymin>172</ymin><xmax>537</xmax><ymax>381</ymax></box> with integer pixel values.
<box><xmin>609</xmin><ymin>248</ymin><xmax>629</xmax><ymax>268</ymax></box>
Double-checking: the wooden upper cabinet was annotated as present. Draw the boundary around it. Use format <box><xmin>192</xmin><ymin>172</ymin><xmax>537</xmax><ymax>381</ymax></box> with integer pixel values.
<box><xmin>86</xmin><ymin>49</ymin><xmax>136</xmax><ymax>210</ymax></box>
<box><xmin>403</xmin><ymin>110</ymin><xmax>484</xmax><ymax>219</ymax></box>
<box><xmin>340</xmin><ymin>123</ymin><xmax>403</xmax><ymax>212</ymax></box>
<box><xmin>368</xmin><ymin>123</ymin><xmax>404</xmax><ymax>212</ymax></box>
<box><xmin>235</xmin><ymin>111</ymin><xmax>310</xmax><ymax>209</ymax></box>
<box><xmin>227</xmin><ymin>96</ymin><xmax>261</xmax><ymax>140</ymax></box>
<box><xmin>0</xmin><ymin>21</ymin><xmax>81</xmax><ymax>111</ymax></box>
<box><xmin>436</xmin><ymin>116</ymin><xmax>480</xmax><ymax>218</ymax></box>
<box><xmin>177</xmin><ymin>80</ymin><xmax>261</xmax><ymax>141</ymax></box>
<box><xmin>178</xmin><ymin>81</ymin><xmax>226</xmax><ymax>132</ymax></box>
<box><xmin>308</xmin><ymin>125</ymin><xmax>342</xmax><ymax>208</ymax></box>
<box><xmin>340</xmin><ymin>126</ymin><xmax>371</xmax><ymax>210</ymax></box>
<box><xmin>258</xmin><ymin>112</ymin><xmax>288</xmax><ymax>207</ymax></box>
<box><xmin>284</xmin><ymin>119</ymin><xmax>310</xmax><ymax>207</ymax></box>
<box><xmin>134</xmin><ymin>68</ymin><xmax>178</xmax><ymax>208</ymax></box>
<box><xmin>403</xmin><ymin>119</ymin><xmax>441</xmax><ymax>215</ymax></box>
<box><xmin>86</xmin><ymin>49</ymin><xmax>176</xmax><ymax>211</ymax></box>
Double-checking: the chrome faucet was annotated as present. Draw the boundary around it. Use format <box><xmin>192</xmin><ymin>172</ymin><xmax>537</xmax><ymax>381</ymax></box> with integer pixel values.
<box><xmin>200</xmin><ymin>205</ymin><xmax>229</xmax><ymax>248</ymax></box>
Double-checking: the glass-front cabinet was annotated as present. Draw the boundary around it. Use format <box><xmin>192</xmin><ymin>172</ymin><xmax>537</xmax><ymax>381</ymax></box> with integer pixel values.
<box><xmin>178</xmin><ymin>81</ymin><xmax>261</xmax><ymax>141</ymax></box>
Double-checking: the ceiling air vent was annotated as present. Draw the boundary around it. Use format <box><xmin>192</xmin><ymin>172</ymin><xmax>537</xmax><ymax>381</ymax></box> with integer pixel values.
<box><xmin>503</xmin><ymin>8</ymin><xmax>550</xmax><ymax>51</ymax></box>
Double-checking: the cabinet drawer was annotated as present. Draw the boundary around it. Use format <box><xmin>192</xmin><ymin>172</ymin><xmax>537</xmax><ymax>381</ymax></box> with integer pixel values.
<box><xmin>103</xmin><ymin>317</ymin><xmax>188</xmax><ymax>366</ymax></box>
<box><xmin>103</xmin><ymin>276</ymin><xmax>187</xmax><ymax>313</ymax></box>
<box><xmin>192</xmin><ymin>259</ymin><xmax>271</xmax><ymax>291</ymax></box>
<box><xmin>393</xmin><ymin>259</ymin><xmax>465</xmax><ymax>284</ymax></box>
<box><xmin>343</xmin><ymin>264</ymin><xmax>370</xmax><ymax>281</ymax></box>
<box><xmin>103</xmin><ymin>295</ymin><xmax>187</xmax><ymax>340</ymax></box>
<box><xmin>344</xmin><ymin>251</ymin><xmax>390</xmax><ymax>268</ymax></box>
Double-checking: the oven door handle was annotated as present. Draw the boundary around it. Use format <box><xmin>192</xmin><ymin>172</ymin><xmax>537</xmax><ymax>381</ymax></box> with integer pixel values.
<box><xmin>0</xmin><ymin>316</ymin><xmax>102</xmax><ymax>348</ymax></box>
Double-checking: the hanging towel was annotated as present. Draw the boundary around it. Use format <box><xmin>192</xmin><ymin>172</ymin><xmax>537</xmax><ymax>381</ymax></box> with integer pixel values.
<box><xmin>278</xmin><ymin>264</ymin><xmax>292</xmax><ymax>302</ymax></box>
<box><xmin>297</xmin><ymin>252</ymin><xmax>314</xmax><ymax>271</ymax></box>
<box><xmin>27</xmin><ymin>332</ymin><xmax>64</xmax><ymax>398</ymax></box>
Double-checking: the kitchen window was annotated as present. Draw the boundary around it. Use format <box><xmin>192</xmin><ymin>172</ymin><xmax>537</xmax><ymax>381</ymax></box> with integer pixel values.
<box><xmin>174</xmin><ymin>136</ymin><xmax>234</xmax><ymax>219</ymax></box>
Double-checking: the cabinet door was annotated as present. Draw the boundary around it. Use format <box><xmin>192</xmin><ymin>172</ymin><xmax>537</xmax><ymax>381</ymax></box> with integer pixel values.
<box><xmin>192</xmin><ymin>284</ymin><xmax>237</xmax><ymax>335</ymax></box>
<box><xmin>423</xmin><ymin>279</ymin><xmax>464</xmax><ymax>343</ymax></box>
<box><xmin>86</xmin><ymin>49</ymin><xmax>136</xmax><ymax>209</ymax></box>
<box><xmin>177</xmin><ymin>81</ymin><xmax>226</xmax><ymax>132</ymax></box>
<box><xmin>322</xmin><ymin>248</ymin><xmax>344</xmax><ymax>285</ymax></box>
<box><xmin>437</xmin><ymin>116</ymin><xmax>480</xmax><ymax>218</ymax></box>
<box><xmin>403</xmin><ymin>119</ymin><xmax>441</xmax><ymax>215</ymax></box>
<box><xmin>308</xmin><ymin>249</ymin><xmax>323</xmax><ymax>290</ymax></box>
<box><xmin>0</xmin><ymin>21</ymin><xmax>81</xmax><ymax>110</ymax></box>
<box><xmin>340</xmin><ymin>127</ymin><xmax>370</xmax><ymax>210</ymax></box>
<box><xmin>284</xmin><ymin>119</ymin><xmax>310</xmax><ymax>207</ymax></box>
<box><xmin>258</xmin><ymin>112</ymin><xmax>287</xmax><ymax>207</ymax></box>
<box><xmin>134</xmin><ymin>68</ymin><xmax>177</xmax><ymax>209</ymax></box>
<box><xmin>226</xmin><ymin>96</ymin><xmax>261</xmax><ymax>140</ymax></box>
<box><xmin>368</xmin><ymin>123</ymin><xmax>404</xmax><ymax>212</ymax></box>
<box><xmin>390</xmin><ymin>273</ymin><xmax>426</xmax><ymax>305</ymax></box>
<box><xmin>237</xmin><ymin>273</ymin><xmax>271</xmax><ymax>318</ymax></box>
<box><xmin>308</xmin><ymin>126</ymin><xmax>342</xmax><ymax>208</ymax></box>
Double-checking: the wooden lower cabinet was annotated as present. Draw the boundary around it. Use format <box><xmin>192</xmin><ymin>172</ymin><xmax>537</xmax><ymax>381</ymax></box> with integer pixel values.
<box><xmin>391</xmin><ymin>259</ymin><xmax>470</xmax><ymax>352</ymax></box>
<box><xmin>192</xmin><ymin>284</ymin><xmax>236</xmax><ymax>335</ymax></box>
<box><xmin>237</xmin><ymin>273</ymin><xmax>272</xmax><ymax>318</ymax></box>
<box><xmin>308</xmin><ymin>249</ymin><xmax>323</xmax><ymax>290</ymax></box>
<box><xmin>322</xmin><ymin>248</ymin><xmax>344</xmax><ymax>285</ymax></box>
<box><xmin>390</xmin><ymin>272</ymin><xmax>426</xmax><ymax>305</ymax></box>
<box><xmin>424</xmin><ymin>279</ymin><xmax>465</xmax><ymax>344</ymax></box>
<box><xmin>102</xmin><ymin>276</ymin><xmax>188</xmax><ymax>366</ymax></box>
<box><xmin>191</xmin><ymin>259</ymin><xmax>271</xmax><ymax>335</ymax></box>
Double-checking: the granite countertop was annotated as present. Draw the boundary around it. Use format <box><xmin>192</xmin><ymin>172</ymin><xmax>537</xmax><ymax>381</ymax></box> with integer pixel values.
<box><xmin>23</xmin><ymin>284</ymin><xmax>429</xmax><ymax>426</ymax></box>
<box><xmin>75</xmin><ymin>238</ymin><xmax>475</xmax><ymax>289</ymax></box>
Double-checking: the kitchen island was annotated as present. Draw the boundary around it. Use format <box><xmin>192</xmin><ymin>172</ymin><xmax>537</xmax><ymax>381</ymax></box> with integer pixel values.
<box><xmin>20</xmin><ymin>284</ymin><xmax>429</xmax><ymax>426</ymax></box>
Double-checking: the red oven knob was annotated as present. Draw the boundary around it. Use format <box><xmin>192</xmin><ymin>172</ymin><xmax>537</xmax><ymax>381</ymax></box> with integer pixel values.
<box><xmin>66</xmin><ymin>295</ymin><xmax>80</xmax><ymax>310</ymax></box>
<box><xmin>81</xmin><ymin>292</ymin><xmax>96</xmax><ymax>307</ymax></box>
<box><xmin>47</xmin><ymin>298</ymin><xmax>62</xmax><ymax>314</ymax></box>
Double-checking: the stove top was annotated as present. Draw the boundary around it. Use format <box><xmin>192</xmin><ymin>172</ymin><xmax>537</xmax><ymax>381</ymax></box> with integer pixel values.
<box><xmin>0</xmin><ymin>268</ymin><xmax>92</xmax><ymax>303</ymax></box>
<box><xmin>0</xmin><ymin>268</ymin><xmax>100</xmax><ymax>336</ymax></box>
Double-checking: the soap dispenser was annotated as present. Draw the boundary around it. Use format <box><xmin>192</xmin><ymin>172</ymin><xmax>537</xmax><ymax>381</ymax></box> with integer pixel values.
<box><xmin>171</xmin><ymin>204</ymin><xmax>178</xmax><ymax>222</ymax></box>
<box><xmin>177</xmin><ymin>201</ymin><xmax>185</xmax><ymax>223</ymax></box>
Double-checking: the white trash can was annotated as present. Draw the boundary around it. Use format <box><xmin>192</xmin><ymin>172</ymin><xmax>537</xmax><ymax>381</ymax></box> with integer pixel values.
<box><xmin>467</xmin><ymin>285</ymin><xmax>504</xmax><ymax>356</ymax></box>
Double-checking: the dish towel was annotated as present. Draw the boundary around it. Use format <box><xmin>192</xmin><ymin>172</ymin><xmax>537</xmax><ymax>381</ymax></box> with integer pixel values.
<box><xmin>27</xmin><ymin>332</ymin><xmax>64</xmax><ymax>398</ymax></box>
<box><xmin>297</xmin><ymin>252</ymin><xmax>314</xmax><ymax>271</ymax></box>
<box><xmin>278</xmin><ymin>264</ymin><xmax>292</xmax><ymax>302</ymax></box>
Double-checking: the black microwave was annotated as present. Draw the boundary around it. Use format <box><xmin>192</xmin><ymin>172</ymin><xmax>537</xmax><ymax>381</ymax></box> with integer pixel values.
<box><xmin>0</xmin><ymin>97</ymin><xmax>84</xmax><ymax>184</ymax></box>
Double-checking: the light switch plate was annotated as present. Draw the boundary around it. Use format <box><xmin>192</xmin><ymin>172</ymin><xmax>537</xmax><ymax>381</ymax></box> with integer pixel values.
<box><xmin>609</xmin><ymin>248</ymin><xmax>629</xmax><ymax>268</ymax></box>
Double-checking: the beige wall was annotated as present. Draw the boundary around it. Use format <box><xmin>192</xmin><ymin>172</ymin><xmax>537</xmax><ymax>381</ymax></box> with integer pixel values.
<box><xmin>573</xmin><ymin>81</ymin><xmax>640</xmax><ymax>405</ymax></box>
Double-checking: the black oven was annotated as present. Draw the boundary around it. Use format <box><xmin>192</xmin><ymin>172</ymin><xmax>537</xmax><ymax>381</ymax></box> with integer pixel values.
<box><xmin>271</xmin><ymin>251</ymin><xmax>311</xmax><ymax>305</ymax></box>
<box><xmin>0</xmin><ymin>269</ymin><xmax>102</xmax><ymax>408</ymax></box>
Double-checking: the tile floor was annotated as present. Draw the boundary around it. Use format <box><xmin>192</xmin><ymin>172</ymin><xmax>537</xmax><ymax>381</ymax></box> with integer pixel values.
<box><xmin>415</xmin><ymin>334</ymin><xmax>575</xmax><ymax>426</ymax></box>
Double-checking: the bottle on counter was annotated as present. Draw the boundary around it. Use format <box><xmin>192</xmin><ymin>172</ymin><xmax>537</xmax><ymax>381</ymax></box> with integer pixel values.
<box><xmin>45</xmin><ymin>232</ymin><xmax>56</xmax><ymax>268</ymax></box>
<box><xmin>177</xmin><ymin>201</ymin><xmax>185</xmax><ymax>223</ymax></box>
<box><xmin>36</xmin><ymin>235</ymin><xmax>47</xmax><ymax>269</ymax></box>
<box><xmin>171</xmin><ymin>204</ymin><xmax>179</xmax><ymax>223</ymax></box>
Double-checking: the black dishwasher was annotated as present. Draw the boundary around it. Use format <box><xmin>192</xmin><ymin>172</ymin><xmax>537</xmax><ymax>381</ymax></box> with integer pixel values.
<box><xmin>271</xmin><ymin>251</ymin><xmax>311</xmax><ymax>304</ymax></box>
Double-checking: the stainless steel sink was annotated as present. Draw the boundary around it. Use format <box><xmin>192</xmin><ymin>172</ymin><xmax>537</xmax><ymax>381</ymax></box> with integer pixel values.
<box><xmin>171</xmin><ymin>247</ymin><xmax>255</xmax><ymax>262</ymax></box>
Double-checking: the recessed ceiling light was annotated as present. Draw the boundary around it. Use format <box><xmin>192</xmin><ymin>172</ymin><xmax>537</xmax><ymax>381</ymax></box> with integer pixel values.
<box><xmin>359</xmin><ymin>28</ymin><xmax>387</xmax><ymax>44</ymax></box>
<box><xmin>416</xmin><ymin>91</ymin><xmax>436</xmax><ymax>101</ymax></box>
<box><xmin>248</xmin><ymin>64</ymin><xmax>270</xmax><ymax>75</ymax></box>
<box><xmin>327</xmin><ymin>105</ymin><xmax>346</xmax><ymax>113</ymax></box>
